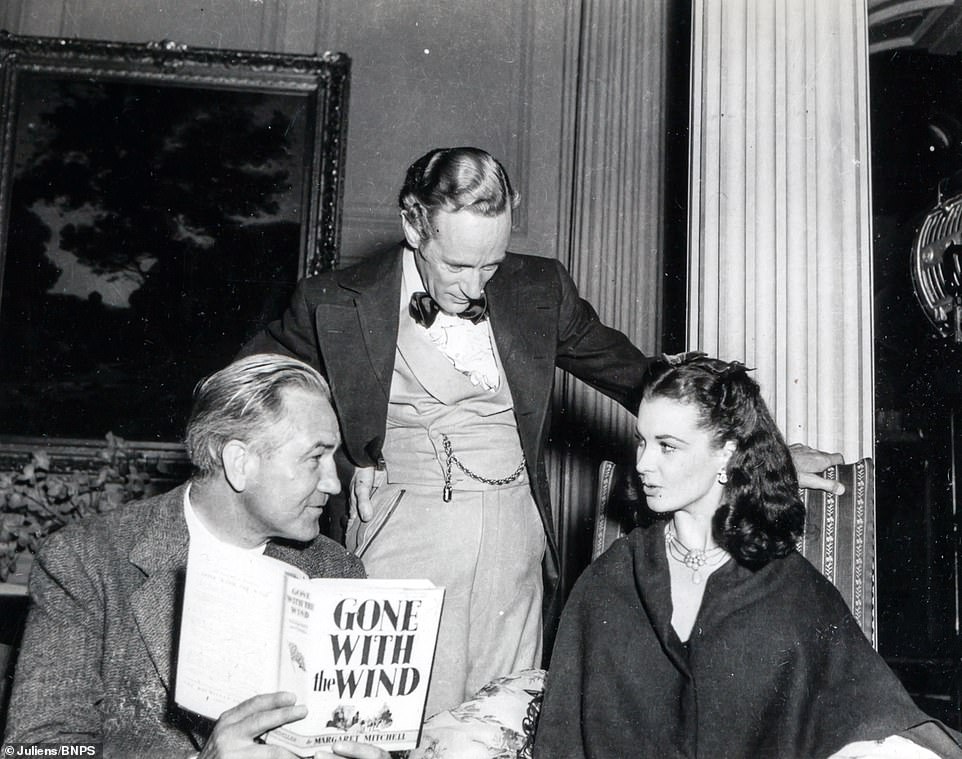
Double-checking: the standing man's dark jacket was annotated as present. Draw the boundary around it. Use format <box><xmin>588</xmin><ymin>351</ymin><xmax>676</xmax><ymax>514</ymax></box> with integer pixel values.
<box><xmin>241</xmin><ymin>246</ymin><xmax>651</xmax><ymax>642</ymax></box>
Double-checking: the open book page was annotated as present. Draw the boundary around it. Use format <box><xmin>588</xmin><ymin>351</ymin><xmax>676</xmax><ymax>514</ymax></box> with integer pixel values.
<box><xmin>175</xmin><ymin>544</ymin><xmax>307</xmax><ymax>720</ymax></box>
<box><xmin>267</xmin><ymin>578</ymin><xmax>444</xmax><ymax>755</ymax></box>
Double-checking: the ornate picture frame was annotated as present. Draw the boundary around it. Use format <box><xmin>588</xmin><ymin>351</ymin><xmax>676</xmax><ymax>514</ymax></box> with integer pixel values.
<box><xmin>0</xmin><ymin>32</ymin><xmax>349</xmax><ymax>469</ymax></box>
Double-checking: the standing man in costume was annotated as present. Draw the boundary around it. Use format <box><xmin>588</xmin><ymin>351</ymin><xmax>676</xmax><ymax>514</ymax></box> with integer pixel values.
<box><xmin>241</xmin><ymin>146</ymin><xmax>842</xmax><ymax>715</ymax></box>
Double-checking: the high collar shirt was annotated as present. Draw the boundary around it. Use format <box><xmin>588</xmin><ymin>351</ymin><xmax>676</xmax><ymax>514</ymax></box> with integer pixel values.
<box><xmin>401</xmin><ymin>246</ymin><xmax>500</xmax><ymax>391</ymax></box>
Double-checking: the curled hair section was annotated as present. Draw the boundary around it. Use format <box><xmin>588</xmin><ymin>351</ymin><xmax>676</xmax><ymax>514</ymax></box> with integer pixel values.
<box><xmin>640</xmin><ymin>354</ymin><xmax>804</xmax><ymax>567</ymax></box>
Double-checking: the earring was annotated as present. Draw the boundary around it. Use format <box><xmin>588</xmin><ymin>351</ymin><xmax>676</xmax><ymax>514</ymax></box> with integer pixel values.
<box><xmin>717</xmin><ymin>469</ymin><xmax>728</xmax><ymax>485</ymax></box>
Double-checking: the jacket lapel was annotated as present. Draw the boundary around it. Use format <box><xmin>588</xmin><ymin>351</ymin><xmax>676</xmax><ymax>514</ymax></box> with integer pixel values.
<box><xmin>485</xmin><ymin>255</ymin><xmax>562</xmax><ymax>584</ymax></box>
<box><xmin>313</xmin><ymin>249</ymin><xmax>403</xmax><ymax>463</ymax></box>
<box><xmin>486</xmin><ymin>255</ymin><xmax>557</xmax><ymax>440</ymax></box>
<box><xmin>337</xmin><ymin>247</ymin><xmax>403</xmax><ymax>400</ymax></box>
<box><xmin>128</xmin><ymin>486</ymin><xmax>191</xmax><ymax>693</ymax></box>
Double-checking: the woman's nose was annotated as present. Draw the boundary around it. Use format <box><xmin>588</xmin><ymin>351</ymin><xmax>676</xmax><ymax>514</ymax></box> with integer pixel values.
<box><xmin>635</xmin><ymin>445</ymin><xmax>649</xmax><ymax>474</ymax></box>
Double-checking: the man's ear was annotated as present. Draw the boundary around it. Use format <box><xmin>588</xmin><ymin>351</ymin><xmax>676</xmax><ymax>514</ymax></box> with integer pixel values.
<box><xmin>222</xmin><ymin>439</ymin><xmax>256</xmax><ymax>492</ymax></box>
<box><xmin>401</xmin><ymin>212</ymin><xmax>423</xmax><ymax>250</ymax></box>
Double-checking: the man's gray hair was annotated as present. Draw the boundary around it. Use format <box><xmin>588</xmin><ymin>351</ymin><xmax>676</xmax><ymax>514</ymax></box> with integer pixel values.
<box><xmin>398</xmin><ymin>147</ymin><xmax>521</xmax><ymax>240</ymax></box>
<box><xmin>185</xmin><ymin>354</ymin><xmax>332</xmax><ymax>478</ymax></box>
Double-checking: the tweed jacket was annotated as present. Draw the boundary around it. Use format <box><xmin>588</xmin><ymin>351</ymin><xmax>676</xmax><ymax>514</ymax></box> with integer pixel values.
<box><xmin>3</xmin><ymin>484</ymin><xmax>365</xmax><ymax>759</ymax></box>
<box><xmin>241</xmin><ymin>246</ymin><xmax>652</xmax><ymax>638</ymax></box>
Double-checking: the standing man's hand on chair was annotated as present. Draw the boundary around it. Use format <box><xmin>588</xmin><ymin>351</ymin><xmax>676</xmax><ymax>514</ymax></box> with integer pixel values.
<box><xmin>789</xmin><ymin>443</ymin><xmax>846</xmax><ymax>495</ymax></box>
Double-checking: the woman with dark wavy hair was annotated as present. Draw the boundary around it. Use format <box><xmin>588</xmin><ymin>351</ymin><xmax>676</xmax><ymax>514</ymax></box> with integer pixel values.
<box><xmin>535</xmin><ymin>355</ymin><xmax>961</xmax><ymax>759</ymax></box>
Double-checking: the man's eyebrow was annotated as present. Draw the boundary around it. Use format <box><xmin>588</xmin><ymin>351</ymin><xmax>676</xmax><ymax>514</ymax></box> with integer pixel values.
<box><xmin>303</xmin><ymin>439</ymin><xmax>338</xmax><ymax>456</ymax></box>
<box><xmin>441</xmin><ymin>255</ymin><xmax>506</xmax><ymax>267</ymax></box>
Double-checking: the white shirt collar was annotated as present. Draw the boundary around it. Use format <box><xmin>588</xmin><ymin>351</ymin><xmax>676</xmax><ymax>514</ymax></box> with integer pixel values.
<box><xmin>398</xmin><ymin>246</ymin><xmax>500</xmax><ymax>391</ymax></box>
<box><xmin>183</xmin><ymin>482</ymin><xmax>267</xmax><ymax>556</ymax></box>
<box><xmin>400</xmin><ymin>245</ymin><xmax>427</xmax><ymax>314</ymax></box>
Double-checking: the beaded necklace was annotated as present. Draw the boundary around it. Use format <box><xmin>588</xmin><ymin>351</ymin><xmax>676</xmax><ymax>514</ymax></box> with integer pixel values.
<box><xmin>664</xmin><ymin>522</ymin><xmax>730</xmax><ymax>584</ymax></box>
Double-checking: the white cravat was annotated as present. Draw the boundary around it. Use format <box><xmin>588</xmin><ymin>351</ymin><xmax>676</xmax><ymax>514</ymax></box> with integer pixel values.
<box><xmin>423</xmin><ymin>312</ymin><xmax>500</xmax><ymax>390</ymax></box>
<box><xmin>401</xmin><ymin>247</ymin><xmax>501</xmax><ymax>391</ymax></box>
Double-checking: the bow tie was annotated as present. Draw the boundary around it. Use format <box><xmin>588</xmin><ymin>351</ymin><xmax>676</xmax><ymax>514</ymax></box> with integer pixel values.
<box><xmin>409</xmin><ymin>291</ymin><xmax>488</xmax><ymax>328</ymax></box>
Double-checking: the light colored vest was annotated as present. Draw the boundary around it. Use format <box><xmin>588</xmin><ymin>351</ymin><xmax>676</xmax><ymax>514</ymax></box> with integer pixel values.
<box><xmin>382</xmin><ymin>312</ymin><xmax>527</xmax><ymax>492</ymax></box>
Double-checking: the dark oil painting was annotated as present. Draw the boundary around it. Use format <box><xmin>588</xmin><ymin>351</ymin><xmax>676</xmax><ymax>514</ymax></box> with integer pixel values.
<box><xmin>0</xmin><ymin>35</ymin><xmax>349</xmax><ymax>448</ymax></box>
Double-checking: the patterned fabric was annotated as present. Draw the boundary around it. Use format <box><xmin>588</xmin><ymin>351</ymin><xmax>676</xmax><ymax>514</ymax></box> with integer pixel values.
<box><xmin>404</xmin><ymin>669</ymin><xmax>545</xmax><ymax>759</ymax></box>
<box><xmin>797</xmin><ymin>458</ymin><xmax>877</xmax><ymax>646</ymax></box>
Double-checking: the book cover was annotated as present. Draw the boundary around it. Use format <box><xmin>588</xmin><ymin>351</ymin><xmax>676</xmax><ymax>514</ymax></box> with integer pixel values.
<box><xmin>175</xmin><ymin>544</ymin><xmax>444</xmax><ymax>754</ymax></box>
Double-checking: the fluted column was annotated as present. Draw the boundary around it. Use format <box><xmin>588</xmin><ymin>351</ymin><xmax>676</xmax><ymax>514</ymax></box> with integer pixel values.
<box><xmin>688</xmin><ymin>0</ymin><xmax>874</xmax><ymax>460</ymax></box>
<box><xmin>551</xmin><ymin>0</ymin><xmax>668</xmax><ymax>589</ymax></box>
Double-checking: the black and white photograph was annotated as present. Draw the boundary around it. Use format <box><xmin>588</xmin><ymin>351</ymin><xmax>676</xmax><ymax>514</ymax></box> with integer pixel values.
<box><xmin>1</xmin><ymin>2</ymin><xmax>962</xmax><ymax>758</ymax></box>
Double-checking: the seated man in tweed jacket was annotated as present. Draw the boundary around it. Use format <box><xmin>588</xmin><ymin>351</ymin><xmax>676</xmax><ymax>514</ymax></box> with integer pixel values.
<box><xmin>4</xmin><ymin>355</ymin><xmax>388</xmax><ymax>759</ymax></box>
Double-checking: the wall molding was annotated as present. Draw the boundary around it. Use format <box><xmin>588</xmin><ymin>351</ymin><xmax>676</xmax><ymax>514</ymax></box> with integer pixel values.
<box><xmin>321</xmin><ymin>1</ymin><xmax>534</xmax><ymax>237</ymax></box>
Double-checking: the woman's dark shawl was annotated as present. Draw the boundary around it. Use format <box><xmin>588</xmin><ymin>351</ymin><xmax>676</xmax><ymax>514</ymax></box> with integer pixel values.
<box><xmin>535</xmin><ymin>523</ymin><xmax>961</xmax><ymax>758</ymax></box>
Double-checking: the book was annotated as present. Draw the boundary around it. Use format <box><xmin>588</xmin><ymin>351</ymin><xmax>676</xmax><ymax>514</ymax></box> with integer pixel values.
<box><xmin>174</xmin><ymin>542</ymin><xmax>444</xmax><ymax>754</ymax></box>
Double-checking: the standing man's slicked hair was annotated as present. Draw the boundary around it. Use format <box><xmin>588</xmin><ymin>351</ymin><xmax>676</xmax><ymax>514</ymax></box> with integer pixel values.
<box><xmin>185</xmin><ymin>353</ymin><xmax>332</xmax><ymax>478</ymax></box>
<box><xmin>398</xmin><ymin>146</ymin><xmax>520</xmax><ymax>241</ymax></box>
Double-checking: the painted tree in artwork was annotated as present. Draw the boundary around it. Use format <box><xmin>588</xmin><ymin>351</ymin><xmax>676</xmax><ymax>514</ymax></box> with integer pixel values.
<box><xmin>0</xmin><ymin>76</ymin><xmax>303</xmax><ymax>438</ymax></box>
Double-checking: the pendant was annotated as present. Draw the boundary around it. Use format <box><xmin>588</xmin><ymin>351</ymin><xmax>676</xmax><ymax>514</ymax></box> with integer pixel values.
<box><xmin>666</xmin><ymin>524</ymin><xmax>728</xmax><ymax>584</ymax></box>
